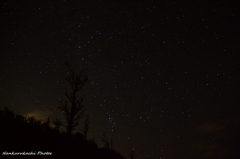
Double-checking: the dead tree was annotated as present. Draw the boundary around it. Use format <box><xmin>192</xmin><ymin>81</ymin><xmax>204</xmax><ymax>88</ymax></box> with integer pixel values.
<box><xmin>100</xmin><ymin>131</ymin><xmax>113</xmax><ymax>149</ymax></box>
<box><xmin>129</xmin><ymin>149</ymin><xmax>135</xmax><ymax>159</ymax></box>
<box><xmin>83</xmin><ymin>115</ymin><xmax>90</xmax><ymax>138</ymax></box>
<box><xmin>53</xmin><ymin>119</ymin><xmax>61</xmax><ymax>131</ymax></box>
<box><xmin>57</xmin><ymin>62</ymin><xmax>89</xmax><ymax>136</ymax></box>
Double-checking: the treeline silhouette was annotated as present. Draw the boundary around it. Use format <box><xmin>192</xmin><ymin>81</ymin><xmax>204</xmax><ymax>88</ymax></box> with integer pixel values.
<box><xmin>0</xmin><ymin>107</ymin><xmax>125</xmax><ymax>159</ymax></box>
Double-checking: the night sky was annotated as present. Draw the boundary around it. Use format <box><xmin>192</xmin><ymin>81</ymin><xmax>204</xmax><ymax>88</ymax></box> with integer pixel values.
<box><xmin>1</xmin><ymin>1</ymin><xmax>240</xmax><ymax>159</ymax></box>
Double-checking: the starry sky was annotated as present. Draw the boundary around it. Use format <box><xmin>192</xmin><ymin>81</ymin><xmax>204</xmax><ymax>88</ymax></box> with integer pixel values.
<box><xmin>1</xmin><ymin>1</ymin><xmax>240</xmax><ymax>159</ymax></box>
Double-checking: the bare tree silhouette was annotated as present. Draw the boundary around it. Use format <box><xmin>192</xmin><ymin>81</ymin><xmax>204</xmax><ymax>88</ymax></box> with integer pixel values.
<box><xmin>100</xmin><ymin>131</ymin><xmax>113</xmax><ymax>149</ymax></box>
<box><xmin>57</xmin><ymin>62</ymin><xmax>89</xmax><ymax>136</ymax></box>
<box><xmin>129</xmin><ymin>149</ymin><xmax>135</xmax><ymax>159</ymax></box>
<box><xmin>83</xmin><ymin>114</ymin><xmax>90</xmax><ymax>138</ymax></box>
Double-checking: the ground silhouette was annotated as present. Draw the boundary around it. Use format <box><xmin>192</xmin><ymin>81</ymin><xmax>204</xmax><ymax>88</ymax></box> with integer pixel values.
<box><xmin>0</xmin><ymin>107</ymin><xmax>125</xmax><ymax>159</ymax></box>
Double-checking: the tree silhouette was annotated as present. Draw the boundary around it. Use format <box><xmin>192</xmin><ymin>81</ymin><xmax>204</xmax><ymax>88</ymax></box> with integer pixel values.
<box><xmin>100</xmin><ymin>131</ymin><xmax>113</xmax><ymax>149</ymax></box>
<box><xmin>0</xmin><ymin>107</ymin><xmax>126</xmax><ymax>158</ymax></box>
<box><xmin>53</xmin><ymin>118</ymin><xmax>61</xmax><ymax>131</ymax></box>
<box><xmin>82</xmin><ymin>114</ymin><xmax>90</xmax><ymax>139</ymax></box>
<box><xmin>129</xmin><ymin>149</ymin><xmax>135</xmax><ymax>159</ymax></box>
<box><xmin>57</xmin><ymin>62</ymin><xmax>89</xmax><ymax>136</ymax></box>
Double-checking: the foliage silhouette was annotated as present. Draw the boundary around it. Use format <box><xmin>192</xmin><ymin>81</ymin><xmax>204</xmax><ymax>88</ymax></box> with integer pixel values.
<box><xmin>0</xmin><ymin>107</ymin><xmax>125</xmax><ymax>159</ymax></box>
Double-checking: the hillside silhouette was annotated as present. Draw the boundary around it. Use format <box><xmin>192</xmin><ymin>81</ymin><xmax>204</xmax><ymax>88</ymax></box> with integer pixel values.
<box><xmin>0</xmin><ymin>107</ymin><xmax>125</xmax><ymax>159</ymax></box>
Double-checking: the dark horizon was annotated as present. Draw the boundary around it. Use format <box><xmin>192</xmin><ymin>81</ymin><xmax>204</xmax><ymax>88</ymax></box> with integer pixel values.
<box><xmin>1</xmin><ymin>1</ymin><xmax>239</xmax><ymax>158</ymax></box>
<box><xmin>0</xmin><ymin>107</ymin><xmax>126</xmax><ymax>159</ymax></box>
